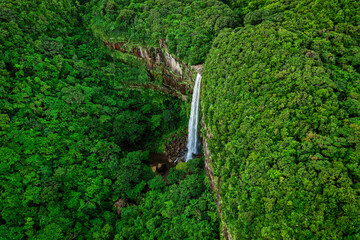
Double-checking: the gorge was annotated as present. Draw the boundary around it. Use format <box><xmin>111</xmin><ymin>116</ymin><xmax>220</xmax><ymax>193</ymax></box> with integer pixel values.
<box><xmin>101</xmin><ymin>34</ymin><xmax>231</xmax><ymax>239</ymax></box>
<box><xmin>2</xmin><ymin>0</ymin><xmax>360</xmax><ymax>239</ymax></box>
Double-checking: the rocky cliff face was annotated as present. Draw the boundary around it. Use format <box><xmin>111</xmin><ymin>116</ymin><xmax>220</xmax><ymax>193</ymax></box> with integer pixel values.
<box><xmin>102</xmin><ymin>38</ymin><xmax>228</xmax><ymax>237</ymax></box>
<box><xmin>202</xmin><ymin>118</ymin><xmax>232</xmax><ymax>240</ymax></box>
<box><xmin>102</xmin><ymin>39</ymin><xmax>202</xmax><ymax>100</ymax></box>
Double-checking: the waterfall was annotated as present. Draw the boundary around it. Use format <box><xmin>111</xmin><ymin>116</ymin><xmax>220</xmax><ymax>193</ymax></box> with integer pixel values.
<box><xmin>186</xmin><ymin>73</ymin><xmax>202</xmax><ymax>161</ymax></box>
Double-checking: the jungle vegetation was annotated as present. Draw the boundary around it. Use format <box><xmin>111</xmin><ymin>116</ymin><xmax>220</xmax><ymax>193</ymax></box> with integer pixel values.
<box><xmin>202</xmin><ymin>0</ymin><xmax>360</xmax><ymax>239</ymax></box>
<box><xmin>2</xmin><ymin>0</ymin><xmax>360</xmax><ymax>239</ymax></box>
<box><xmin>0</xmin><ymin>0</ymin><xmax>219</xmax><ymax>239</ymax></box>
<box><xmin>90</xmin><ymin>0</ymin><xmax>239</xmax><ymax>65</ymax></box>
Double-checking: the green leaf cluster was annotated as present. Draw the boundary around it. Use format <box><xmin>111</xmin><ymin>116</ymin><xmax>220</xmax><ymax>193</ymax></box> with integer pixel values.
<box><xmin>90</xmin><ymin>0</ymin><xmax>239</xmax><ymax>65</ymax></box>
<box><xmin>202</xmin><ymin>0</ymin><xmax>360</xmax><ymax>237</ymax></box>
<box><xmin>0</xmin><ymin>0</ymin><xmax>219</xmax><ymax>239</ymax></box>
<box><xmin>114</xmin><ymin>158</ymin><xmax>220</xmax><ymax>240</ymax></box>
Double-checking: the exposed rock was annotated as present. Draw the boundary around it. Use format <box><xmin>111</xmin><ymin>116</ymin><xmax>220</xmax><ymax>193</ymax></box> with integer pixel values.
<box><xmin>157</xmin><ymin>163</ymin><xmax>166</xmax><ymax>172</ymax></box>
<box><xmin>191</xmin><ymin>64</ymin><xmax>203</xmax><ymax>74</ymax></box>
<box><xmin>149</xmin><ymin>153</ymin><xmax>175</xmax><ymax>183</ymax></box>
<box><xmin>164</xmin><ymin>128</ymin><xmax>188</xmax><ymax>163</ymax></box>
<box><xmin>102</xmin><ymin>39</ymin><xmax>199</xmax><ymax>100</ymax></box>
<box><xmin>114</xmin><ymin>199</ymin><xmax>127</xmax><ymax>215</ymax></box>
<box><xmin>151</xmin><ymin>162</ymin><xmax>167</xmax><ymax>173</ymax></box>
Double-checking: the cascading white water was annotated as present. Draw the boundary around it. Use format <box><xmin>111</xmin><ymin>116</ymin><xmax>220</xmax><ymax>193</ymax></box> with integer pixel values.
<box><xmin>186</xmin><ymin>73</ymin><xmax>202</xmax><ymax>161</ymax></box>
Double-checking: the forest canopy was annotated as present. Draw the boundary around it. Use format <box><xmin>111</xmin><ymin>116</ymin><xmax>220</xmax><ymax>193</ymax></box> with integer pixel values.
<box><xmin>1</xmin><ymin>0</ymin><xmax>360</xmax><ymax>239</ymax></box>
<box><xmin>0</xmin><ymin>0</ymin><xmax>219</xmax><ymax>239</ymax></box>
<box><xmin>202</xmin><ymin>0</ymin><xmax>360</xmax><ymax>238</ymax></box>
<box><xmin>90</xmin><ymin>0</ymin><xmax>239</xmax><ymax>65</ymax></box>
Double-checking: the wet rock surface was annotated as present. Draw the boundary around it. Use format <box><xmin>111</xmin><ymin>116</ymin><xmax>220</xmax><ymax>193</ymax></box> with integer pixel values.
<box><xmin>148</xmin><ymin>129</ymin><xmax>187</xmax><ymax>182</ymax></box>
<box><xmin>163</xmin><ymin>128</ymin><xmax>188</xmax><ymax>163</ymax></box>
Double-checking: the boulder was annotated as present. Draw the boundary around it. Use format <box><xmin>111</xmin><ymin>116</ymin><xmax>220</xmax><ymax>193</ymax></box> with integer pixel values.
<box><xmin>157</xmin><ymin>163</ymin><xmax>166</xmax><ymax>172</ymax></box>
<box><xmin>114</xmin><ymin>199</ymin><xmax>127</xmax><ymax>215</ymax></box>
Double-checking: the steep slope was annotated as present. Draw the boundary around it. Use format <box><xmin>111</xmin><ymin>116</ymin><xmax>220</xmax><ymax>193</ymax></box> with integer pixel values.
<box><xmin>202</xmin><ymin>0</ymin><xmax>360</xmax><ymax>238</ymax></box>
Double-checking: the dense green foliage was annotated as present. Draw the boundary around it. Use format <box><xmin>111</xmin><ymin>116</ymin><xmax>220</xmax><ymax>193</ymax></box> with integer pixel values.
<box><xmin>91</xmin><ymin>0</ymin><xmax>239</xmax><ymax>65</ymax></box>
<box><xmin>0</xmin><ymin>0</ymin><xmax>219</xmax><ymax>239</ymax></box>
<box><xmin>3</xmin><ymin>0</ymin><xmax>360</xmax><ymax>238</ymax></box>
<box><xmin>115</xmin><ymin>158</ymin><xmax>219</xmax><ymax>240</ymax></box>
<box><xmin>202</xmin><ymin>0</ymin><xmax>360</xmax><ymax>238</ymax></box>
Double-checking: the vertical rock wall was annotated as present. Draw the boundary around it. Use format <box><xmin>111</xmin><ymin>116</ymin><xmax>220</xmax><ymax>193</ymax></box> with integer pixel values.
<box><xmin>102</xmin><ymin>39</ymin><xmax>203</xmax><ymax>99</ymax></box>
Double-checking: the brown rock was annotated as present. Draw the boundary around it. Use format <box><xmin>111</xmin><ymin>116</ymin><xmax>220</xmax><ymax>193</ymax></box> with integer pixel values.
<box><xmin>115</xmin><ymin>199</ymin><xmax>127</xmax><ymax>215</ymax></box>
<box><xmin>157</xmin><ymin>163</ymin><xmax>166</xmax><ymax>172</ymax></box>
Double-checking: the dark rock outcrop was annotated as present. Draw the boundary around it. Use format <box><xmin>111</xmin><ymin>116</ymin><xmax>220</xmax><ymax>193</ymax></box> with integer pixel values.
<box><xmin>164</xmin><ymin>128</ymin><xmax>188</xmax><ymax>163</ymax></box>
<box><xmin>156</xmin><ymin>163</ymin><xmax>166</xmax><ymax>173</ymax></box>
<box><xmin>149</xmin><ymin>153</ymin><xmax>176</xmax><ymax>184</ymax></box>
<box><xmin>151</xmin><ymin>163</ymin><xmax>167</xmax><ymax>173</ymax></box>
